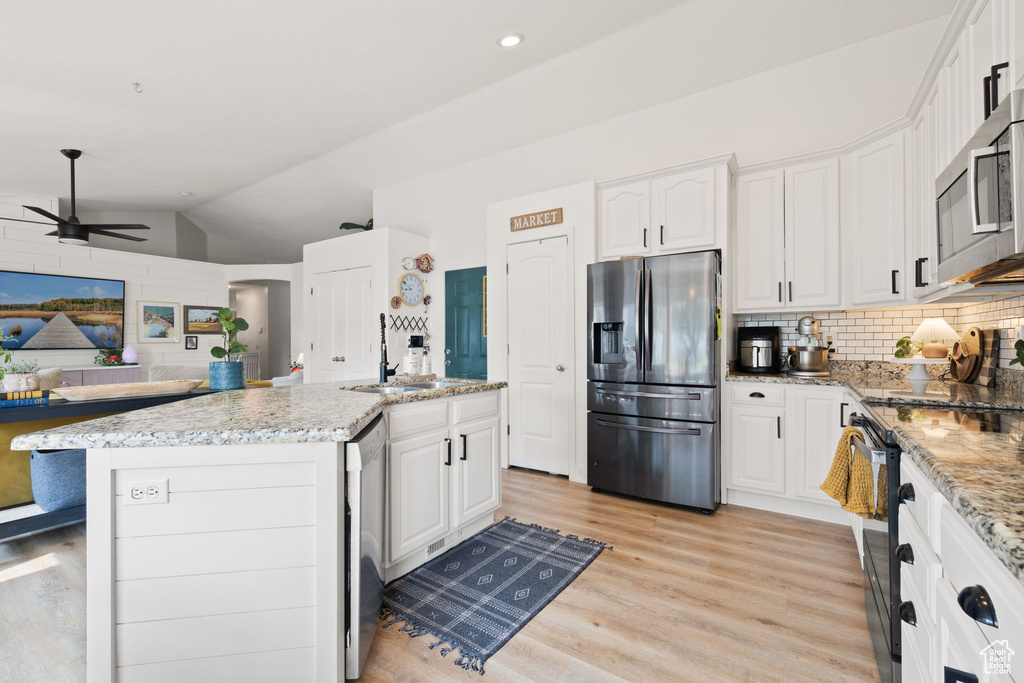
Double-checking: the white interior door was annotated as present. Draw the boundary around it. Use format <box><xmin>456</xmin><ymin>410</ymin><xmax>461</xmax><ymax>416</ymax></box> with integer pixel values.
<box><xmin>507</xmin><ymin>237</ymin><xmax>571</xmax><ymax>475</ymax></box>
<box><xmin>310</xmin><ymin>267</ymin><xmax>373</xmax><ymax>382</ymax></box>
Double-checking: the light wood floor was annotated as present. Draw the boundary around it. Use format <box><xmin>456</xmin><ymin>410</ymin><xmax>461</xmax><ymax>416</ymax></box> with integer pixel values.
<box><xmin>0</xmin><ymin>468</ymin><xmax>879</xmax><ymax>683</ymax></box>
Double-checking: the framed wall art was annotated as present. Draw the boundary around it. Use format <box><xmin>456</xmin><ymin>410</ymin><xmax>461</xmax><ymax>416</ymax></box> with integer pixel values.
<box><xmin>137</xmin><ymin>301</ymin><xmax>180</xmax><ymax>343</ymax></box>
<box><xmin>184</xmin><ymin>306</ymin><xmax>223</xmax><ymax>335</ymax></box>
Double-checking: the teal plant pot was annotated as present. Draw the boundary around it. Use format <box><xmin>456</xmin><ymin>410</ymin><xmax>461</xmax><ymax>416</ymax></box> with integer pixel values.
<box><xmin>209</xmin><ymin>361</ymin><xmax>245</xmax><ymax>391</ymax></box>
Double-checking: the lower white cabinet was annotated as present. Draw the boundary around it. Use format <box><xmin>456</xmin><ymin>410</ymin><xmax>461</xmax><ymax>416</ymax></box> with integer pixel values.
<box><xmin>386</xmin><ymin>393</ymin><xmax>501</xmax><ymax>569</ymax></box>
<box><xmin>727</xmin><ymin>382</ymin><xmax>846</xmax><ymax>517</ymax></box>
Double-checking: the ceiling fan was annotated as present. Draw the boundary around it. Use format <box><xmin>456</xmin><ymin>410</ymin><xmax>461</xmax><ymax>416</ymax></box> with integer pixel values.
<box><xmin>4</xmin><ymin>149</ymin><xmax>150</xmax><ymax>245</ymax></box>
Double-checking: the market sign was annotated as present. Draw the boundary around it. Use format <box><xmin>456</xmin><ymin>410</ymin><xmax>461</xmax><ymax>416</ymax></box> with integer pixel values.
<box><xmin>510</xmin><ymin>208</ymin><xmax>563</xmax><ymax>232</ymax></box>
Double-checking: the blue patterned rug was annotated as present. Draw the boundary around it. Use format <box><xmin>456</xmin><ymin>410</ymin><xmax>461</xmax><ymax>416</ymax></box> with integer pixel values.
<box><xmin>381</xmin><ymin>517</ymin><xmax>610</xmax><ymax>674</ymax></box>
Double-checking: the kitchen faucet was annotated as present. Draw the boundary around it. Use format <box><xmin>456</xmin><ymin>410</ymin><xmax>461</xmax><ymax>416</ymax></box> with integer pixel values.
<box><xmin>379</xmin><ymin>313</ymin><xmax>398</xmax><ymax>382</ymax></box>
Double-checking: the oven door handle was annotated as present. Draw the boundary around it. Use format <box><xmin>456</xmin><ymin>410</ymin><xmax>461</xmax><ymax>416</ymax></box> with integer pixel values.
<box><xmin>595</xmin><ymin>388</ymin><xmax>700</xmax><ymax>400</ymax></box>
<box><xmin>595</xmin><ymin>419</ymin><xmax>700</xmax><ymax>436</ymax></box>
<box><xmin>851</xmin><ymin>435</ymin><xmax>887</xmax><ymax>464</ymax></box>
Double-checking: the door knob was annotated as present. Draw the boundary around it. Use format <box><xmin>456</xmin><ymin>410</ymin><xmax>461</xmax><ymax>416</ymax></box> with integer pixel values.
<box><xmin>444</xmin><ymin>359</ymin><xmax>451</xmax><ymax>366</ymax></box>
<box><xmin>445</xmin><ymin>349</ymin><xmax>452</xmax><ymax>355</ymax></box>
<box><xmin>556</xmin><ymin>364</ymin><xmax>566</xmax><ymax>372</ymax></box>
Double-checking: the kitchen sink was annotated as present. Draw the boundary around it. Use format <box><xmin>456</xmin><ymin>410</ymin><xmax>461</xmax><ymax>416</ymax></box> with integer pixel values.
<box><xmin>350</xmin><ymin>385</ymin><xmax>423</xmax><ymax>394</ymax></box>
<box><xmin>405</xmin><ymin>381</ymin><xmax>463</xmax><ymax>389</ymax></box>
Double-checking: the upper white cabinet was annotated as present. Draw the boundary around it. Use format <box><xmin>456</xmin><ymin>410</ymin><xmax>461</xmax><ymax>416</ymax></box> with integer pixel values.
<box><xmin>733</xmin><ymin>159</ymin><xmax>840</xmax><ymax>312</ymax></box>
<box><xmin>598</xmin><ymin>156</ymin><xmax>732</xmax><ymax>261</ymax></box>
<box><xmin>842</xmin><ymin>131</ymin><xmax>907</xmax><ymax>307</ymax></box>
<box><xmin>908</xmin><ymin>84</ymin><xmax>945</xmax><ymax>299</ymax></box>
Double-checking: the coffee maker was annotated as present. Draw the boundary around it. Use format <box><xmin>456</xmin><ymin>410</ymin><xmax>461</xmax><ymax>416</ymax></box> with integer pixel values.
<box><xmin>736</xmin><ymin>326</ymin><xmax>781</xmax><ymax>374</ymax></box>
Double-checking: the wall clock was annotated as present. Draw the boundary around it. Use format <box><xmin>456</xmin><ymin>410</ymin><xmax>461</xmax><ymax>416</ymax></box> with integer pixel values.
<box><xmin>401</xmin><ymin>257</ymin><xmax>416</xmax><ymax>270</ymax></box>
<box><xmin>398</xmin><ymin>272</ymin><xmax>424</xmax><ymax>306</ymax></box>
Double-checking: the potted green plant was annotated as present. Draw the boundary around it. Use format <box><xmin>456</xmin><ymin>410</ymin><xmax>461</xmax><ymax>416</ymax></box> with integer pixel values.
<box><xmin>3</xmin><ymin>359</ymin><xmax>41</xmax><ymax>393</ymax></box>
<box><xmin>208</xmin><ymin>308</ymin><xmax>249</xmax><ymax>391</ymax></box>
<box><xmin>0</xmin><ymin>329</ymin><xmax>12</xmax><ymax>388</ymax></box>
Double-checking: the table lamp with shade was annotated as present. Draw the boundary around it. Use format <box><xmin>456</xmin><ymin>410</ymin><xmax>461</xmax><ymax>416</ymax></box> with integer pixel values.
<box><xmin>911</xmin><ymin>318</ymin><xmax>960</xmax><ymax>358</ymax></box>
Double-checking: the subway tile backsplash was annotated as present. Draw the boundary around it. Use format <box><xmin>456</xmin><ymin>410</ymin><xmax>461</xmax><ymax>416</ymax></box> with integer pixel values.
<box><xmin>735</xmin><ymin>293</ymin><xmax>1024</xmax><ymax>368</ymax></box>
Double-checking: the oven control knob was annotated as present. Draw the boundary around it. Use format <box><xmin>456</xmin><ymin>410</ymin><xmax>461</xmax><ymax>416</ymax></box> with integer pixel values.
<box><xmin>896</xmin><ymin>543</ymin><xmax>915</xmax><ymax>565</ymax></box>
<box><xmin>957</xmin><ymin>585</ymin><xmax>998</xmax><ymax>627</ymax></box>
<box><xmin>897</xmin><ymin>483</ymin><xmax>916</xmax><ymax>504</ymax></box>
<box><xmin>898</xmin><ymin>601</ymin><xmax>917</xmax><ymax>627</ymax></box>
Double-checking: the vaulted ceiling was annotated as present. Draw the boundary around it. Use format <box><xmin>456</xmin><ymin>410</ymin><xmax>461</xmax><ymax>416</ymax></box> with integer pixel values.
<box><xmin>1</xmin><ymin>0</ymin><xmax>954</xmax><ymax>262</ymax></box>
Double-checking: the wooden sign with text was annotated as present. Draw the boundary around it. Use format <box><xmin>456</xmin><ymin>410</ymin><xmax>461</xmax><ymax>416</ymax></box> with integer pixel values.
<box><xmin>510</xmin><ymin>208</ymin><xmax>563</xmax><ymax>232</ymax></box>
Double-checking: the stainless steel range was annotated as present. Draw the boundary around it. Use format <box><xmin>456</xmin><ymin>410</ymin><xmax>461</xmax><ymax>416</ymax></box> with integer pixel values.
<box><xmin>586</xmin><ymin>251</ymin><xmax>720</xmax><ymax>513</ymax></box>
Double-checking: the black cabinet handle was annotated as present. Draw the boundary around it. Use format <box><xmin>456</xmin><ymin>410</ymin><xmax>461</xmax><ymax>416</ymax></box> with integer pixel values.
<box><xmin>788</xmin><ymin>281</ymin><xmax>793</xmax><ymax>302</ymax></box>
<box><xmin>985</xmin><ymin>75</ymin><xmax>994</xmax><ymax>119</ymax></box>
<box><xmin>840</xmin><ymin>402</ymin><xmax>849</xmax><ymax>427</ymax></box>
<box><xmin>896</xmin><ymin>543</ymin><xmax>915</xmax><ymax>565</ymax></box>
<box><xmin>778</xmin><ymin>282</ymin><xmax>782</xmax><ymax>303</ymax></box>
<box><xmin>444</xmin><ymin>437</ymin><xmax>452</xmax><ymax>466</ymax></box>
<box><xmin>460</xmin><ymin>433</ymin><xmax>467</xmax><ymax>461</ymax></box>
<box><xmin>749</xmin><ymin>392</ymin><xmax>765</xmax><ymax>398</ymax></box>
<box><xmin>991</xmin><ymin>62</ymin><xmax>1010</xmax><ymax>113</ymax></box>
<box><xmin>891</xmin><ymin>269</ymin><xmax>899</xmax><ymax>295</ymax></box>
<box><xmin>898</xmin><ymin>482</ymin><xmax>915</xmax><ymax>504</ymax></box>
<box><xmin>643</xmin><ymin>228</ymin><xmax>647</xmax><ymax>248</ymax></box>
<box><xmin>958</xmin><ymin>585</ymin><xmax>998</xmax><ymax>627</ymax></box>
<box><xmin>915</xmin><ymin>257</ymin><xmax>928</xmax><ymax>288</ymax></box>
<box><xmin>660</xmin><ymin>225</ymin><xmax>665</xmax><ymax>245</ymax></box>
<box><xmin>898</xmin><ymin>601</ymin><xmax>917</xmax><ymax>627</ymax></box>
<box><xmin>776</xmin><ymin>416</ymin><xmax>781</xmax><ymax>439</ymax></box>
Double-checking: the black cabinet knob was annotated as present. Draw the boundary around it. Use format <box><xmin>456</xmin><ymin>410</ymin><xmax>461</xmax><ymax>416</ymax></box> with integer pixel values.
<box><xmin>958</xmin><ymin>585</ymin><xmax>998</xmax><ymax>627</ymax></box>
<box><xmin>896</xmin><ymin>543</ymin><xmax>915</xmax><ymax>565</ymax></box>
<box><xmin>749</xmin><ymin>392</ymin><xmax>765</xmax><ymax>398</ymax></box>
<box><xmin>898</xmin><ymin>483</ymin><xmax>916</xmax><ymax>504</ymax></box>
<box><xmin>898</xmin><ymin>601</ymin><xmax>917</xmax><ymax>627</ymax></box>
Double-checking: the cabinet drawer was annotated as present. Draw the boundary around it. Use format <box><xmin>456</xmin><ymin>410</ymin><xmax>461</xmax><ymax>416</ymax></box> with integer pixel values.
<box><xmin>730</xmin><ymin>384</ymin><xmax>785</xmax><ymax>406</ymax></box>
<box><xmin>388</xmin><ymin>401</ymin><xmax>449</xmax><ymax>442</ymax></box>
<box><xmin>899</xmin><ymin>510</ymin><xmax>941</xmax><ymax>624</ymax></box>
<box><xmin>939</xmin><ymin>504</ymin><xmax>1024</xmax><ymax>662</ymax></box>
<box><xmin>899</xmin><ymin>460</ymin><xmax>940</xmax><ymax>546</ymax></box>
<box><xmin>453</xmin><ymin>392</ymin><xmax>499</xmax><ymax>425</ymax></box>
<box><xmin>900</xmin><ymin>569</ymin><xmax>936</xmax><ymax>683</ymax></box>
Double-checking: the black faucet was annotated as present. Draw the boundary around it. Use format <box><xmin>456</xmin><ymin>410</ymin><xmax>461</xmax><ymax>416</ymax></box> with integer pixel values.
<box><xmin>379</xmin><ymin>313</ymin><xmax>398</xmax><ymax>382</ymax></box>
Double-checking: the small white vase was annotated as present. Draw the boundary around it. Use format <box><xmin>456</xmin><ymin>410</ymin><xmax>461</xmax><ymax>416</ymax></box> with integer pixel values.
<box><xmin>3</xmin><ymin>372</ymin><xmax>41</xmax><ymax>393</ymax></box>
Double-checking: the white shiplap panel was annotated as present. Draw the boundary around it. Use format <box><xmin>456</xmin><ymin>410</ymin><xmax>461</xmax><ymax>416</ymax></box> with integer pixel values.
<box><xmin>117</xmin><ymin>647</ymin><xmax>315</xmax><ymax>683</ymax></box>
<box><xmin>114</xmin><ymin>461</ymin><xmax>315</xmax><ymax>493</ymax></box>
<box><xmin>116</xmin><ymin>526</ymin><xmax>315</xmax><ymax>580</ymax></box>
<box><xmin>115</xmin><ymin>607</ymin><xmax>315</xmax><ymax>667</ymax></box>
<box><xmin>116</xmin><ymin>566</ymin><xmax>315</xmax><ymax>623</ymax></box>
<box><xmin>116</xmin><ymin>647</ymin><xmax>315</xmax><ymax>683</ymax></box>
<box><xmin>115</xmin><ymin>485</ymin><xmax>315</xmax><ymax>538</ymax></box>
<box><xmin>57</xmin><ymin>255</ymin><xmax>151</xmax><ymax>277</ymax></box>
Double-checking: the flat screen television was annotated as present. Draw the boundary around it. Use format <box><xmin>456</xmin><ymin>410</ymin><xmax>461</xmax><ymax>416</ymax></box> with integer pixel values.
<box><xmin>0</xmin><ymin>270</ymin><xmax>125</xmax><ymax>350</ymax></box>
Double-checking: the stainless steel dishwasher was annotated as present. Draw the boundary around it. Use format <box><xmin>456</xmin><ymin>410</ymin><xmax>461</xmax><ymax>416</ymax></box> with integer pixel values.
<box><xmin>345</xmin><ymin>413</ymin><xmax>387</xmax><ymax>680</ymax></box>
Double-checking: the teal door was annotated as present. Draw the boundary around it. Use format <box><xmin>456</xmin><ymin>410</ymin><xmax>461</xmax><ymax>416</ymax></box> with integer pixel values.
<box><xmin>445</xmin><ymin>267</ymin><xmax>487</xmax><ymax>379</ymax></box>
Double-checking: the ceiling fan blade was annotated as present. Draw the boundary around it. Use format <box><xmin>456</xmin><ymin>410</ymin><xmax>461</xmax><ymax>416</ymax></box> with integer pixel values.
<box><xmin>89</xmin><ymin>228</ymin><xmax>148</xmax><ymax>242</ymax></box>
<box><xmin>23</xmin><ymin>205</ymin><xmax>64</xmax><ymax>223</ymax></box>
<box><xmin>81</xmin><ymin>223</ymin><xmax>151</xmax><ymax>230</ymax></box>
<box><xmin>0</xmin><ymin>215</ymin><xmax>58</xmax><ymax>226</ymax></box>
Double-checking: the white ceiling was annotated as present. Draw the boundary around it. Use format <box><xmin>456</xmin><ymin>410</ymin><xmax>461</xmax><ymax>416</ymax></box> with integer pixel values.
<box><xmin>1</xmin><ymin>0</ymin><xmax>954</xmax><ymax>262</ymax></box>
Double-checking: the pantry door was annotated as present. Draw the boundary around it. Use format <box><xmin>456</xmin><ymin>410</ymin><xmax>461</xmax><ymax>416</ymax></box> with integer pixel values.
<box><xmin>506</xmin><ymin>237</ymin><xmax>571</xmax><ymax>475</ymax></box>
<box><xmin>310</xmin><ymin>267</ymin><xmax>373</xmax><ymax>382</ymax></box>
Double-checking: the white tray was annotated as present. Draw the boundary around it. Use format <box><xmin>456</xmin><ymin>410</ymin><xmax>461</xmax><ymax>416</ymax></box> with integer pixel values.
<box><xmin>52</xmin><ymin>379</ymin><xmax>204</xmax><ymax>401</ymax></box>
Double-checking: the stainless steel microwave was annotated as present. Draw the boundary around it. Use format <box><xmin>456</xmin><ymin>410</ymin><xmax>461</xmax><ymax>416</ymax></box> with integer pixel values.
<box><xmin>936</xmin><ymin>89</ymin><xmax>1024</xmax><ymax>285</ymax></box>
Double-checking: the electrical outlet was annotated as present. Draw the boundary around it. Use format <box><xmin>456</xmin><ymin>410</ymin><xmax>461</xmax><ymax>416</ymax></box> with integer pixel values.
<box><xmin>123</xmin><ymin>479</ymin><xmax>169</xmax><ymax>505</ymax></box>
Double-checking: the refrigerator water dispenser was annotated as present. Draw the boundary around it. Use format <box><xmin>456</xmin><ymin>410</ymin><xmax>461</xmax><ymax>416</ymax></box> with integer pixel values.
<box><xmin>593</xmin><ymin>322</ymin><xmax>624</xmax><ymax>364</ymax></box>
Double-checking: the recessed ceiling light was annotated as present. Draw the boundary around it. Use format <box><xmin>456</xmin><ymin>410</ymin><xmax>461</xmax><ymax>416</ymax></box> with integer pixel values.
<box><xmin>498</xmin><ymin>33</ymin><xmax>524</xmax><ymax>48</ymax></box>
<box><xmin>179</xmin><ymin>192</ymin><xmax>192</xmax><ymax>197</ymax></box>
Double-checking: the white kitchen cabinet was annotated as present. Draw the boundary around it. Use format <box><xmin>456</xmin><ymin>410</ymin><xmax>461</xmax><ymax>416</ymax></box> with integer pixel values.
<box><xmin>598</xmin><ymin>158</ymin><xmax>731</xmax><ymax>261</ymax></box>
<box><xmin>599</xmin><ymin>180</ymin><xmax>651</xmax><ymax>259</ymax></box>
<box><xmin>784</xmin><ymin>159</ymin><xmax>841</xmax><ymax>309</ymax></box>
<box><xmin>729</xmin><ymin>402</ymin><xmax>786</xmax><ymax>495</ymax></box>
<box><xmin>451</xmin><ymin>417</ymin><xmax>501</xmax><ymax>527</ymax></box>
<box><xmin>388</xmin><ymin>428</ymin><xmax>451</xmax><ymax>562</ymax></box>
<box><xmin>843</xmin><ymin>130</ymin><xmax>908</xmax><ymax>307</ymax></box>
<box><xmin>908</xmin><ymin>83</ymin><xmax>946</xmax><ymax>300</ymax></box>
<box><xmin>733</xmin><ymin>169</ymin><xmax>786</xmax><ymax>310</ymax></box>
<box><xmin>787</xmin><ymin>387</ymin><xmax>846</xmax><ymax>503</ymax></box>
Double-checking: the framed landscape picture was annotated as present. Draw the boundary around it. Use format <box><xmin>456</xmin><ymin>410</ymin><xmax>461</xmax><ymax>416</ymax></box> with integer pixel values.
<box><xmin>184</xmin><ymin>306</ymin><xmax>223</xmax><ymax>335</ymax></box>
<box><xmin>137</xmin><ymin>301</ymin><xmax>180</xmax><ymax>343</ymax></box>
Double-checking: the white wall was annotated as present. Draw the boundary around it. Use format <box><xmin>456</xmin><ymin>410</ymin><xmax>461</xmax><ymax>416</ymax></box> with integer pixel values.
<box><xmin>1</xmin><ymin>201</ymin><xmax>228</xmax><ymax>373</ymax></box>
<box><xmin>175</xmin><ymin>213</ymin><xmax>209</xmax><ymax>262</ymax></box>
<box><xmin>230</xmin><ymin>284</ymin><xmax>270</xmax><ymax>379</ymax></box>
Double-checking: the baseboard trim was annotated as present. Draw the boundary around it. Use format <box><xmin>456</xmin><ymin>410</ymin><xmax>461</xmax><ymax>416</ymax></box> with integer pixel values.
<box><xmin>725</xmin><ymin>489</ymin><xmax>852</xmax><ymax>526</ymax></box>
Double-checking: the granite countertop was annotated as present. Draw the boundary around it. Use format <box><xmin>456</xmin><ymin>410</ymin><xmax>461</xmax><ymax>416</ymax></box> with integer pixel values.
<box><xmin>11</xmin><ymin>377</ymin><xmax>506</xmax><ymax>451</ymax></box>
<box><xmin>869</xmin><ymin>404</ymin><xmax>1024</xmax><ymax>587</ymax></box>
<box><xmin>726</xmin><ymin>368</ymin><xmax>1024</xmax><ymax>411</ymax></box>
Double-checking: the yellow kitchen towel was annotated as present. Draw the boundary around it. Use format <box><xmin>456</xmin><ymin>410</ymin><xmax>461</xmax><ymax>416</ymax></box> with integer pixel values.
<box><xmin>820</xmin><ymin>425</ymin><xmax>876</xmax><ymax>517</ymax></box>
<box><xmin>876</xmin><ymin>464</ymin><xmax>888</xmax><ymax>520</ymax></box>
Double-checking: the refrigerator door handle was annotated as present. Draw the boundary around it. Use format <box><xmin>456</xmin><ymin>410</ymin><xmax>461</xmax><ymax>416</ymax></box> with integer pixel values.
<box><xmin>634</xmin><ymin>265</ymin><xmax>643</xmax><ymax>362</ymax></box>
<box><xmin>595</xmin><ymin>388</ymin><xmax>700</xmax><ymax>400</ymax></box>
<box><xmin>595</xmin><ymin>419</ymin><xmax>701</xmax><ymax>436</ymax></box>
<box><xmin>644</xmin><ymin>268</ymin><xmax>653</xmax><ymax>371</ymax></box>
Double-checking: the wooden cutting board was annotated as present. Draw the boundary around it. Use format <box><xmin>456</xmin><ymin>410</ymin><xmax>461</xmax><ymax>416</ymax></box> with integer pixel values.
<box><xmin>949</xmin><ymin>327</ymin><xmax>983</xmax><ymax>382</ymax></box>
<box><xmin>972</xmin><ymin>328</ymin><xmax>999</xmax><ymax>387</ymax></box>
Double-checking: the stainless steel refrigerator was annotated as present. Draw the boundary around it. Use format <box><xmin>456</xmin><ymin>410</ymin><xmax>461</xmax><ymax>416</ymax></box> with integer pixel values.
<box><xmin>587</xmin><ymin>250</ymin><xmax>720</xmax><ymax>512</ymax></box>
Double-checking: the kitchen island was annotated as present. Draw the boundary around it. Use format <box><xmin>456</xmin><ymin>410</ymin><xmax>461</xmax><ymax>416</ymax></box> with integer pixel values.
<box><xmin>11</xmin><ymin>378</ymin><xmax>506</xmax><ymax>683</ymax></box>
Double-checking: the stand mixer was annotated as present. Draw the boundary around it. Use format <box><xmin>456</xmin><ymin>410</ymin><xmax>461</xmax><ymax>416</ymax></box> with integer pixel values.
<box><xmin>787</xmin><ymin>315</ymin><xmax>835</xmax><ymax>378</ymax></box>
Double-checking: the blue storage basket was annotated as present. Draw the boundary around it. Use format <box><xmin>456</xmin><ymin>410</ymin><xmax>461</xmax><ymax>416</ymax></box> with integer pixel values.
<box><xmin>30</xmin><ymin>449</ymin><xmax>87</xmax><ymax>513</ymax></box>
